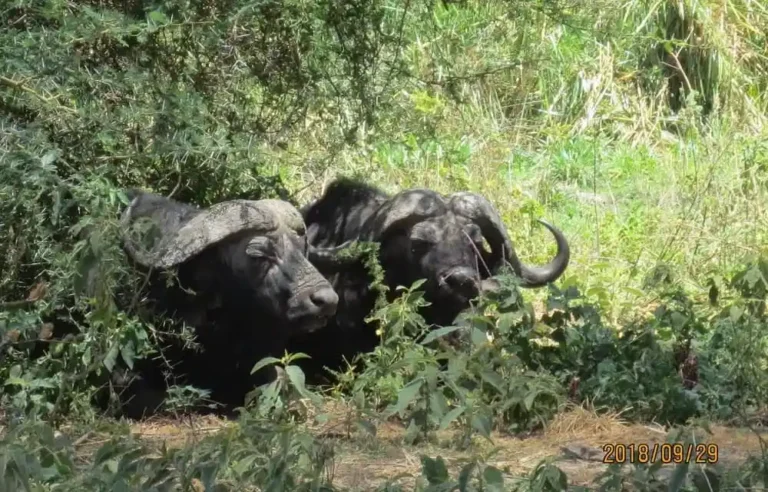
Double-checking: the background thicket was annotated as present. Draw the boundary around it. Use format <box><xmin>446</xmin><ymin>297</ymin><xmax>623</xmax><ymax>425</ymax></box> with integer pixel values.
<box><xmin>1</xmin><ymin>0</ymin><xmax>767</xmax><ymax>489</ymax></box>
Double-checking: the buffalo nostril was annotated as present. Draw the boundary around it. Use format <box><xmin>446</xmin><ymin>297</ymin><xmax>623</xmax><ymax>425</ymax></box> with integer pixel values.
<box><xmin>443</xmin><ymin>271</ymin><xmax>480</xmax><ymax>298</ymax></box>
<box><xmin>310</xmin><ymin>287</ymin><xmax>339</xmax><ymax>312</ymax></box>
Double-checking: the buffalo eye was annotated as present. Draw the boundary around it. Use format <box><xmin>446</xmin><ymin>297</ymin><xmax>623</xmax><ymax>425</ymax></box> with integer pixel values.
<box><xmin>410</xmin><ymin>239</ymin><xmax>432</xmax><ymax>256</ymax></box>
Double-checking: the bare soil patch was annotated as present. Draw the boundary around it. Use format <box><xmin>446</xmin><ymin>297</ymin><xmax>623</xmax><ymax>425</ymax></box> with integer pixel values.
<box><xmin>119</xmin><ymin>404</ymin><xmax>767</xmax><ymax>490</ymax></box>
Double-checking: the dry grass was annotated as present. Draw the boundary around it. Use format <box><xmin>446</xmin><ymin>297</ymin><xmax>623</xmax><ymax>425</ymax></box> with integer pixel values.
<box><xmin>112</xmin><ymin>403</ymin><xmax>768</xmax><ymax>489</ymax></box>
<box><xmin>129</xmin><ymin>413</ymin><xmax>230</xmax><ymax>448</ymax></box>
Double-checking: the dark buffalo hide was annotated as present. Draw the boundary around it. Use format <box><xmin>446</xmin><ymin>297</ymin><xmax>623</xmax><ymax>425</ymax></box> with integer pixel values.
<box><xmin>286</xmin><ymin>177</ymin><xmax>571</xmax><ymax>383</ymax></box>
<box><xmin>110</xmin><ymin>191</ymin><xmax>353</xmax><ymax>418</ymax></box>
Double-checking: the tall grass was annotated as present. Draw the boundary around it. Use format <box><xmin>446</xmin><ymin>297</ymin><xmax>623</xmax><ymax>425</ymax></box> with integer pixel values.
<box><xmin>2</xmin><ymin>0</ymin><xmax>768</xmax><ymax>487</ymax></box>
<box><xmin>280</xmin><ymin>0</ymin><xmax>768</xmax><ymax>324</ymax></box>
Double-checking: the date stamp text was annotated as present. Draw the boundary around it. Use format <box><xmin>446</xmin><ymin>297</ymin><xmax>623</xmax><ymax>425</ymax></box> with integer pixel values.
<box><xmin>602</xmin><ymin>443</ymin><xmax>719</xmax><ymax>464</ymax></box>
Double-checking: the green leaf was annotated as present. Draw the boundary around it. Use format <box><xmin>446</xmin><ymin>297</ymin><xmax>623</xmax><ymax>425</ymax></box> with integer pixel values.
<box><xmin>120</xmin><ymin>340</ymin><xmax>136</xmax><ymax>370</ymax></box>
<box><xmin>545</xmin><ymin>465</ymin><xmax>568</xmax><ymax>489</ymax></box>
<box><xmin>523</xmin><ymin>390</ymin><xmax>540</xmax><ymax>411</ymax></box>
<box><xmin>257</xmin><ymin>380</ymin><xmax>281</xmax><ymax>409</ymax></box>
<box><xmin>148</xmin><ymin>10</ymin><xmax>168</xmax><ymax>23</ymax></box>
<box><xmin>116</xmin><ymin>190</ymin><xmax>132</xmax><ymax>206</ymax></box>
<box><xmin>284</xmin><ymin>365</ymin><xmax>320</xmax><ymax>404</ymax></box>
<box><xmin>742</xmin><ymin>266</ymin><xmax>763</xmax><ymax>288</ymax></box>
<box><xmin>483</xmin><ymin>466</ymin><xmax>505</xmax><ymax>491</ymax></box>
<box><xmin>82</xmin><ymin>346</ymin><xmax>92</xmax><ymax>366</ymax></box>
<box><xmin>668</xmin><ymin>461</ymin><xmax>690</xmax><ymax>491</ymax></box>
<box><xmin>403</xmin><ymin>419</ymin><xmax>422</xmax><ymax>446</ymax></box>
<box><xmin>285</xmin><ymin>351</ymin><xmax>311</xmax><ymax>362</ymax></box>
<box><xmin>5</xmin><ymin>376</ymin><xmax>27</xmax><ymax>387</ymax></box>
<box><xmin>232</xmin><ymin>455</ymin><xmax>258</xmax><ymax>476</ymax></box>
<box><xmin>670</xmin><ymin>312</ymin><xmax>688</xmax><ymax>330</ymax></box>
<box><xmin>480</xmin><ymin>370</ymin><xmax>505</xmax><ymax>393</ymax></box>
<box><xmin>458</xmin><ymin>462</ymin><xmax>476</xmax><ymax>491</ymax></box>
<box><xmin>200</xmin><ymin>462</ymin><xmax>219</xmax><ymax>491</ymax></box>
<box><xmin>423</xmin><ymin>365</ymin><xmax>439</xmax><ymax>389</ymax></box>
<box><xmin>470</xmin><ymin>413</ymin><xmax>492</xmax><ymax>440</ymax></box>
<box><xmin>429</xmin><ymin>391</ymin><xmax>449</xmax><ymax>421</ymax></box>
<box><xmin>438</xmin><ymin>406</ymin><xmax>465</xmax><ymax>431</ymax></box>
<box><xmin>621</xmin><ymin>286</ymin><xmax>646</xmax><ymax>298</ymax></box>
<box><xmin>251</xmin><ymin>356</ymin><xmax>281</xmax><ymax>374</ymax></box>
<box><xmin>74</xmin><ymin>247</ymin><xmax>98</xmax><ymax>297</ymax></box>
<box><xmin>105</xmin><ymin>458</ymin><xmax>119</xmax><ymax>474</ymax></box>
<box><xmin>384</xmin><ymin>379</ymin><xmax>424</xmax><ymax>417</ymax></box>
<box><xmin>284</xmin><ymin>364</ymin><xmax>307</xmax><ymax>391</ymax></box>
<box><xmin>421</xmin><ymin>456</ymin><xmax>450</xmax><ymax>485</ymax></box>
<box><xmin>497</xmin><ymin>312</ymin><xmax>523</xmax><ymax>333</ymax></box>
<box><xmin>420</xmin><ymin>325</ymin><xmax>463</xmax><ymax>345</ymax></box>
<box><xmin>729</xmin><ymin>305</ymin><xmax>743</xmax><ymax>323</ymax></box>
<box><xmin>103</xmin><ymin>344</ymin><xmax>120</xmax><ymax>372</ymax></box>
<box><xmin>40</xmin><ymin>150</ymin><xmax>58</xmax><ymax>166</ymax></box>
<box><xmin>29</xmin><ymin>378</ymin><xmax>56</xmax><ymax>389</ymax></box>
<box><xmin>356</xmin><ymin>419</ymin><xmax>377</xmax><ymax>437</ymax></box>
<box><xmin>470</xmin><ymin>327</ymin><xmax>487</xmax><ymax>346</ymax></box>
<box><xmin>408</xmin><ymin>278</ymin><xmax>427</xmax><ymax>291</ymax></box>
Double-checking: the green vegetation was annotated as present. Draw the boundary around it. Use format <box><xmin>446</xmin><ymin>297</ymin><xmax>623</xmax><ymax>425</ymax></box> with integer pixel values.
<box><xmin>2</xmin><ymin>0</ymin><xmax>768</xmax><ymax>489</ymax></box>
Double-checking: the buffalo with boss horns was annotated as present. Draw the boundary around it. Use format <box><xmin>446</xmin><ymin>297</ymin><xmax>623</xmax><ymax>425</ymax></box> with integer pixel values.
<box><xmin>112</xmin><ymin>190</ymin><xmax>355</xmax><ymax>417</ymax></box>
<box><xmin>287</xmin><ymin>177</ymin><xmax>571</xmax><ymax>383</ymax></box>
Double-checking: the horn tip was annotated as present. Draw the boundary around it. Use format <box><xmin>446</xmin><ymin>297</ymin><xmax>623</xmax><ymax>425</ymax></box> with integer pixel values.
<box><xmin>536</xmin><ymin>218</ymin><xmax>553</xmax><ymax>227</ymax></box>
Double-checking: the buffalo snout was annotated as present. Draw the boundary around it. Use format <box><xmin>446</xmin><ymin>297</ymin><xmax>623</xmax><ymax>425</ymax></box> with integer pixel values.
<box><xmin>289</xmin><ymin>281</ymin><xmax>339</xmax><ymax>333</ymax></box>
<box><xmin>309</xmin><ymin>286</ymin><xmax>339</xmax><ymax>317</ymax></box>
<box><xmin>439</xmin><ymin>267</ymin><xmax>481</xmax><ymax>301</ymax></box>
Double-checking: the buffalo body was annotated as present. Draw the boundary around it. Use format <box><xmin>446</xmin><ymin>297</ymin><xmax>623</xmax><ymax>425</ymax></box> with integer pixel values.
<box><xmin>287</xmin><ymin>178</ymin><xmax>571</xmax><ymax>382</ymax></box>
<box><xmin>114</xmin><ymin>191</ymin><xmax>351</xmax><ymax>417</ymax></box>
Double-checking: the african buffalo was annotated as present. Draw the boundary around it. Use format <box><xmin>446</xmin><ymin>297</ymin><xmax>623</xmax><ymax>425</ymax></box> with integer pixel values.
<box><xmin>286</xmin><ymin>178</ymin><xmax>571</xmax><ymax>382</ymax></box>
<box><xmin>114</xmin><ymin>190</ymin><xmax>352</xmax><ymax>417</ymax></box>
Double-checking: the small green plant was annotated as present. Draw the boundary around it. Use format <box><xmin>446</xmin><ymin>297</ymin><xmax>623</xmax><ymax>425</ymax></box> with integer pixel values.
<box><xmin>415</xmin><ymin>453</ymin><xmax>507</xmax><ymax>491</ymax></box>
<box><xmin>247</xmin><ymin>352</ymin><xmax>325</xmax><ymax>424</ymax></box>
<box><xmin>334</xmin><ymin>271</ymin><xmax>566</xmax><ymax>448</ymax></box>
<box><xmin>0</xmin><ymin>412</ymin><xmax>338</xmax><ymax>491</ymax></box>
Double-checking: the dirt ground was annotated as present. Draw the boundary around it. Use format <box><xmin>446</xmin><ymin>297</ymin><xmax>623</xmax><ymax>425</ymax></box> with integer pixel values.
<box><xmin>124</xmin><ymin>404</ymin><xmax>768</xmax><ymax>490</ymax></box>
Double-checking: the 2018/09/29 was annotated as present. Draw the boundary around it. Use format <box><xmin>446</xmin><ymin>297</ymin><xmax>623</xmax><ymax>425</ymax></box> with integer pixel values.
<box><xmin>602</xmin><ymin>443</ymin><xmax>719</xmax><ymax>464</ymax></box>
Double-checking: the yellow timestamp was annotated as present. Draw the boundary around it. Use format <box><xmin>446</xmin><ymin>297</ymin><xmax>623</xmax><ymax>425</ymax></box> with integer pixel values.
<box><xmin>602</xmin><ymin>443</ymin><xmax>719</xmax><ymax>464</ymax></box>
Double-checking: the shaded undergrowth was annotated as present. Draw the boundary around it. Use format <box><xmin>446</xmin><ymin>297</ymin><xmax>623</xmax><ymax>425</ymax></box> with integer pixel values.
<box><xmin>2</xmin><ymin>0</ymin><xmax>768</xmax><ymax>488</ymax></box>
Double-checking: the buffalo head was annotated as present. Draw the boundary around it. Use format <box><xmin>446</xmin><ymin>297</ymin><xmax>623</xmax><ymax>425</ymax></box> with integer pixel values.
<box><xmin>120</xmin><ymin>191</ymin><xmax>352</xmax><ymax>333</ymax></box>
<box><xmin>358</xmin><ymin>189</ymin><xmax>570</xmax><ymax>325</ymax></box>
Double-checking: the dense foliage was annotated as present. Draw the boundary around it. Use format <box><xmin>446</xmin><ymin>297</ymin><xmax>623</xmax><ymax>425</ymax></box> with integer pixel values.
<box><xmin>2</xmin><ymin>0</ymin><xmax>767</xmax><ymax>489</ymax></box>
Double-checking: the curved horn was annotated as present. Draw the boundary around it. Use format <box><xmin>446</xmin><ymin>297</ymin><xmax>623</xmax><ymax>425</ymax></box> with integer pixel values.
<box><xmin>360</xmin><ymin>189</ymin><xmax>447</xmax><ymax>241</ymax></box>
<box><xmin>258</xmin><ymin>199</ymin><xmax>307</xmax><ymax>234</ymax></box>
<box><xmin>121</xmin><ymin>192</ymin><xmax>301</xmax><ymax>269</ymax></box>
<box><xmin>448</xmin><ymin>192</ymin><xmax>570</xmax><ymax>287</ymax></box>
<box><xmin>120</xmin><ymin>191</ymin><xmax>202</xmax><ymax>268</ymax></box>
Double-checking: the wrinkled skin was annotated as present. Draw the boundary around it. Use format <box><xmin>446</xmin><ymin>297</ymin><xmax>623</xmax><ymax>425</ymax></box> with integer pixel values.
<box><xmin>206</xmin><ymin>228</ymin><xmax>340</xmax><ymax>334</ymax></box>
<box><xmin>288</xmin><ymin>178</ymin><xmax>570</xmax><ymax>384</ymax></box>
<box><xmin>111</xmin><ymin>192</ymin><xmax>343</xmax><ymax>418</ymax></box>
<box><xmin>379</xmin><ymin>214</ymin><xmax>492</xmax><ymax>326</ymax></box>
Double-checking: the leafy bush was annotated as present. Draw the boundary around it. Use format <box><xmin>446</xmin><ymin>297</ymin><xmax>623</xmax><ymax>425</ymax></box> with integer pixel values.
<box><xmin>2</xmin><ymin>0</ymin><xmax>768</xmax><ymax>488</ymax></box>
<box><xmin>0</xmin><ymin>415</ymin><xmax>337</xmax><ymax>491</ymax></box>
<box><xmin>0</xmin><ymin>0</ymin><xmax>420</xmax><ymax>420</ymax></box>
<box><xmin>322</xmin><ymin>253</ymin><xmax>768</xmax><ymax>449</ymax></box>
